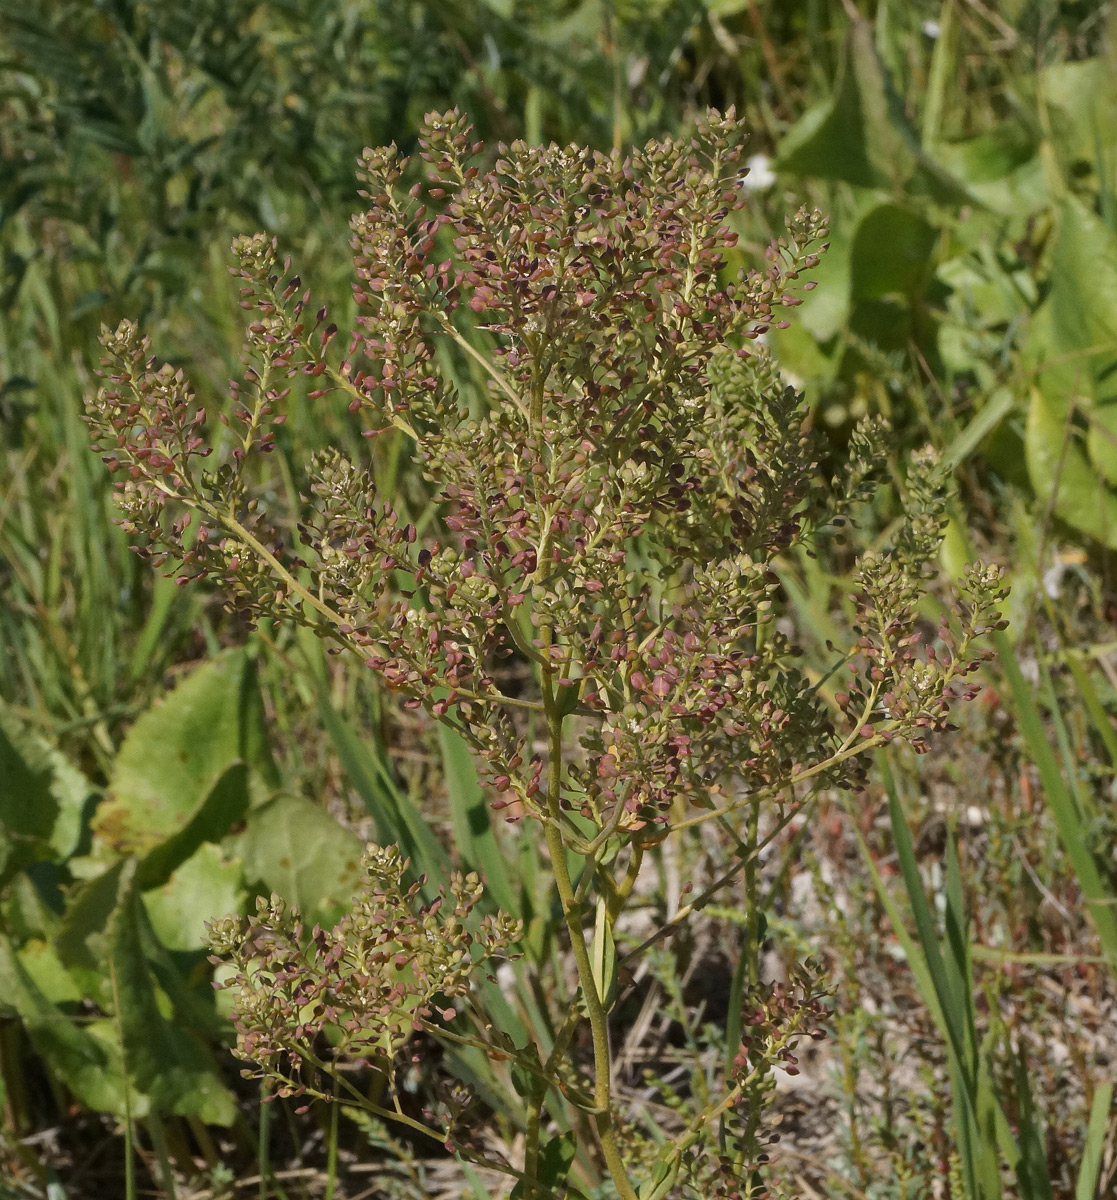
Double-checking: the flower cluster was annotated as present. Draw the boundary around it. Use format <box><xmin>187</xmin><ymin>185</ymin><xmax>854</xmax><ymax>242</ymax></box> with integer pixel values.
<box><xmin>88</xmin><ymin>109</ymin><xmax>1007</xmax><ymax>1198</ymax></box>
<box><xmin>700</xmin><ymin>961</ymin><xmax>831</xmax><ymax>1200</ymax></box>
<box><xmin>837</xmin><ymin>450</ymin><xmax>1009</xmax><ymax>756</ymax></box>
<box><xmin>204</xmin><ymin>845</ymin><xmax>519</xmax><ymax>1105</ymax></box>
<box><xmin>82</xmin><ymin>109</ymin><xmax>984</xmax><ymax>841</ymax></box>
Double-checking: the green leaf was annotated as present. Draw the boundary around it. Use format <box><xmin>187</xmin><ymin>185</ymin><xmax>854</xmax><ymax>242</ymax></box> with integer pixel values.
<box><xmin>856</xmin><ymin>766</ymin><xmax>980</xmax><ymax>1191</ymax></box>
<box><xmin>1025</xmin><ymin>386</ymin><xmax>1117</xmax><ymax>548</ymax></box>
<box><xmin>920</xmin><ymin>0</ymin><xmax>959</xmax><ymax>153</ymax></box>
<box><xmin>776</xmin><ymin>27</ymin><xmax>882</xmax><ymax>188</ymax></box>
<box><xmin>884</xmin><ymin>779</ymin><xmax>972</xmax><ymax>1083</ymax></box>
<box><xmin>0</xmin><ymin>932</ymin><xmax>129</xmax><ymax>1116</ymax></box>
<box><xmin>995</xmin><ymin>632</ymin><xmax>1117</xmax><ymax>975</ymax></box>
<box><xmin>590</xmin><ymin>894</ymin><xmax>617</xmax><ymax>1010</ymax></box>
<box><xmin>510</xmin><ymin>1131</ymin><xmax>576</xmax><ymax>1200</ymax></box>
<box><xmin>55</xmin><ymin>861</ymin><xmax>128</xmax><ymax>1006</ymax></box>
<box><xmin>943</xmin><ymin>389</ymin><xmax>1017</xmax><ymax>471</ymax></box>
<box><xmin>788</xmin><ymin>228</ymin><xmax>852</xmax><ymax>344</ymax></box>
<box><xmin>934</xmin><ymin>127</ymin><xmax>1045</xmax><ymax>216</ymax></box>
<box><xmin>538</xmin><ymin>1130</ymin><xmax>577</xmax><ymax>1186</ymax></box>
<box><xmin>439</xmin><ymin>725</ymin><xmax>520</xmax><ymax>917</ymax></box>
<box><xmin>48</xmin><ymin>852</ymin><xmax>233</xmax><ymax>1117</ymax></box>
<box><xmin>1038</xmin><ymin>199</ymin><xmax>1117</xmax><ymax>397</ymax></box>
<box><xmin>849</xmin><ymin>204</ymin><xmax>937</xmax><ymax>302</ymax></box>
<box><xmin>93</xmin><ymin>651</ymin><xmax>273</xmax><ymax>859</ymax></box>
<box><xmin>1041</xmin><ymin>58</ymin><xmax>1117</xmax><ymax>197</ymax></box>
<box><xmin>776</xmin><ymin>20</ymin><xmax>970</xmax><ymax>204</ymax></box>
<box><xmin>236</xmin><ymin>792</ymin><xmax>363</xmax><ymax>921</ymax></box>
<box><xmin>1011</xmin><ymin>1046</ymin><xmax>1055</xmax><ymax>1200</ymax></box>
<box><xmin>142</xmin><ymin>842</ymin><xmax>245</xmax><ymax>953</ymax></box>
<box><xmin>107</xmin><ymin>860</ymin><xmax>236</xmax><ymax>1125</ymax></box>
<box><xmin>859</xmin><ymin>766</ymin><xmax>1017</xmax><ymax>1200</ymax></box>
<box><xmin>15</xmin><ymin>939</ymin><xmax>81</xmax><ymax>1005</ymax></box>
<box><xmin>1076</xmin><ymin>1081</ymin><xmax>1114</xmax><ymax>1200</ymax></box>
<box><xmin>510</xmin><ymin>1059</ymin><xmax>535</xmax><ymax>1101</ymax></box>
<box><xmin>318</xmin><ymin>693</ymin><xmax>449</xmax><ymax>899</ymax></box>
<box><xmin>1023</xmin><ymin>197</ymin><xmax>1117</xmax><ymax>545</ymax></box>
<box><xmin>134</xmin><ymin>763</ymin><xmax>250</xmax><ymax>891</ymax></box>
<box><xmin>0</xmin><ymin>708</ymin><xmax>92</xmax><ymax>884</ymax></box>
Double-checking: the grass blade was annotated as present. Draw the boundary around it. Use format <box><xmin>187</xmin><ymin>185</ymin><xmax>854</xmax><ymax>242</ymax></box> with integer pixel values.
<box><xmin>1075</xmin><ymin>1080</ymin><xmax>1113</xmax><ymax>1200</ymax></box>
<box><xmin>995</xmin><ymin>633</ymin><xmax>1117</xmax><ymax>975</ymax></box>
<box><xmin>317</xmin><ymin>693</ymin><xmax>451</xmax><ymax>895</ymax></box>
<box><xmin>438</xmin><ymin>725</ymin><xmax>520</xmax><ymax>917</ymax></box>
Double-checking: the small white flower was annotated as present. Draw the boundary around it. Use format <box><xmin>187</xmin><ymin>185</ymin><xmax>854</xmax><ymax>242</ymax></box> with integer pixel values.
<box><xmin>922</xmin><ymin>19</ymin><xmax>941</xmax><ymax>38</ymax></box>
<box><xmin>740</xmin><ymin>154</ymin><xmax>776</xmax><ymax>192</ymax></box>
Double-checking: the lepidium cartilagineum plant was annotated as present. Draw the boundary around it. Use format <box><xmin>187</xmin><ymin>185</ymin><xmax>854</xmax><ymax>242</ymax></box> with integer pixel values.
<box><xmin>86</xmin><ymin>110</ymin><xmax>1006</xmax><ymax>1199</ymax></box>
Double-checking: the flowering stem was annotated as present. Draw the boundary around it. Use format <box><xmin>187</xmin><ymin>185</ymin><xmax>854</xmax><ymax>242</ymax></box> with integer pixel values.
<box><xmin>538</xmin><ymin>674</ymin><xmax>637</xmax><ymax>1198</ymax></box>
<box><xmin>441</xmin><ymin>319</ymin><xmax>530</xmax><ymax>423</ymax></box>
<box><xmin>666</xmin><ymin>724</ymin><xmax>889</xmax><ymax>836</ymax></box>
<box><xmin>542</xmin><ymin>815</ymin><xmax>636</xmax><ymax>1199</ymax></box>
<box><xmin>745</xmin><ymin>795</ymin><xmax>762</xmax><ymax>990</ymax></box>
<box><xmin>525</xmin><ymin>1003</ymin><xmax>583</xmax><ymax>1189</ymax></box>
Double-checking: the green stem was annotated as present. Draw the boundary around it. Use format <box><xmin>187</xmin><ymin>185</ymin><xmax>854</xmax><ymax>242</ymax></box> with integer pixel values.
<box><xmin>540</xmin><ymin>709</ymin><xmax>638</xmax><ymax>1200</ymax></box>
<box><xmin>257</xmin><ymin>1087</ymin><xmax>271</xmax><ymax>1200</ymax></box>
<box><xmin>524</xmin><ymin>1004</ymin><xmax>581</xmax><ymax>1190</ymax></box>
<box><xmin>324</xmin><ymin>1100</ymin><xmax>339</xmax><ymax>1200</ymax></box>
<box><xmin>443</xmin><ymin>321</ymin><xmax>531</xmax><ymax>423</ymax></box>
<box><xmin>668</xmin><ymin>721</ymin><xmax>888</xmax><ymax>836</ymax></box>
<box><xmin>543</xmin><ymin>818</ymin><xmax>636</xmax><ymax>1199</ymax></box>
<box><xmin>619</xmin><ymin>794</ymin><xmax>820</xmax><ymax>971</ymax></box>
<box><xmin>744</xmin><ymin>796</ymin><xmax>762</xmax><ymax>990</ymax></box>
<box><xmin>150</xmin><ymin>481</ymin><xmax>544</xmax><ymax>716</ymax></box>
<box><xmin>301</xmin><ymin>1049</ymin><xmax>569</xmax><ymax>1200</ymax></box>
<box><xmin>109</xmin><ymin>960</ymin><xmax>136</xmax><ymax>1200</ymax></box>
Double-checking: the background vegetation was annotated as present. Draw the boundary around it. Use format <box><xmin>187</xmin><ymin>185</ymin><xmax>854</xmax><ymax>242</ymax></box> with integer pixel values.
<box><xmin>1</xmin><ymin>1</ymin><xmax>1115</xmax><ymax>1197</ymax></box>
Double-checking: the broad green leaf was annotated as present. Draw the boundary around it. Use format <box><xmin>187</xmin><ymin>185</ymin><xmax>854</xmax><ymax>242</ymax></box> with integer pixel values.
<box><xmin>1041</xmin><ymin>58</ymin><xmax>1117</xmax><ymax>196</ymax></box>
<box><xmin>511</xmin><ymin>1130</ymin><xmax>577</xmax><ymax>1199</ymax></box>
<box><xmin>55</xmin><ymin>861</ymin><xmax>127</xmax><ymax>1007</ymax></box>
<box><xmin>849</xmin><ymin>203</ymin><xmax>937</xmax><ymax>302</ymax></box>
<box><xmin>107</xmin><ymin>860</ymin><xmax>236</xmax><ymax>1125</ymax></box>
<box><xmin>790</xmin><ymin>229</ymin><xmax>852</xmax><ymax>344</ymax></box>
<box><xmin>935</xmin><ymin>127</ymin><xmax>1046</xmax><ymax>216</ymax></box>
<box><xmin>0</xmin><ymin>709</ymin><xmax>92</xmax><ymax>884</ymax></box>
<box><xmin>1088</xmin><ymin>400</ymin><xmax>1117</xmax><ymax>489</ymax></box>
<box><xmin>1026</xmin><ymin>387</ymin><xmax>1117</xmax><ymax>549</ymax></box>
<box><xmin>142</xmin><ymin>842</ymin><xmax>245</xmax><ymax>952</ymax></box>
<box><xmin>92</xmin><ymin>651</ymin><xmax>273</xmax><ymax>858</ymax></box>
<box><xmin>776</xmin><ymin>23</ymin><xmax>883</xmax><ymax>188</ymax></box>
<box><xmin>1</xmin><ymin>874</ymin><xmax>62</xmax><ymax>944</ymax></box>
<box><xmin>236</xmin><ymin>792</ymin><xmax>363</xmax><ymax>920</ymax></box>
<box><xmin>1041</xmin><ymin>199</ymin><xmax>1117</xmax><ymax>395</ymax></box>
<box><xmin>135</xmin><ymin>762</ymin><xmax>250</xmax><ymax>890</ymax></box>
<box><xmin>776</xmin><ymin>21</ymin><xmax>970</xmax><ymax>204</ymax></box>
<box><xmin>1023</xmin><ymin>197</ymin><xmax>1117</xmax><ymax>544</ymax></box>
<box><xmin>0</xmin><ymin>933</ymin><xmax>130</xmax><ymax>1116</ymax></box>
<box><xmin>16</xmin><ymin>939</ymin><xmax>81</xmax><ymax>1005</ymax></box>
